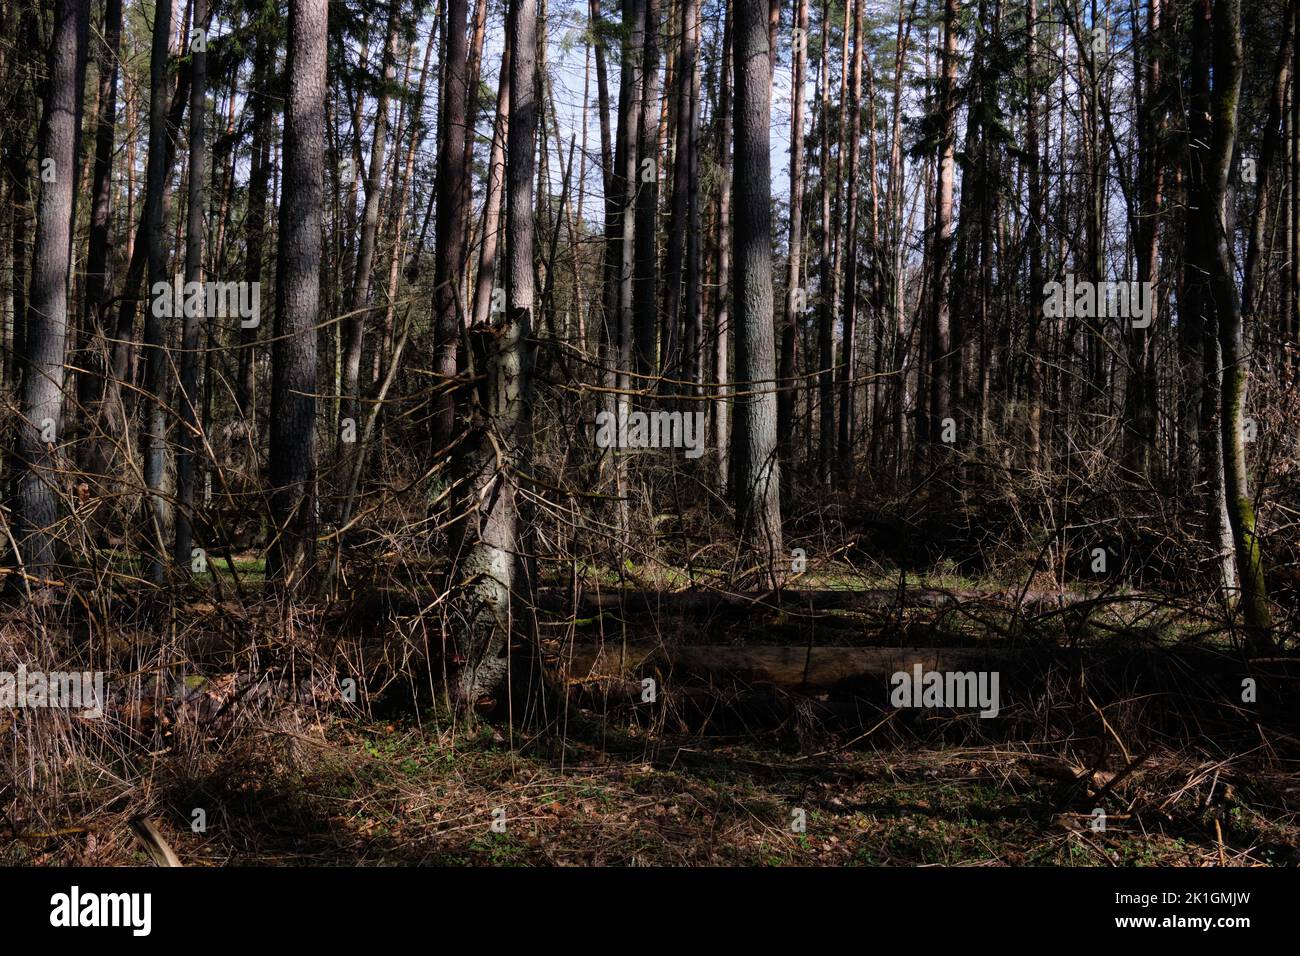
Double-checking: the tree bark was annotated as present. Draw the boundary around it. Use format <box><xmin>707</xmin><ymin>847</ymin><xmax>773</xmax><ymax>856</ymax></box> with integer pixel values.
<box><xmin>660</xmin><ymin>0</ymin><xmax>699</xmax><ymax>394</ymax></box>
<box><xmin>601</xmin><ymin>0</ymin><xmax>644</xmax><ymax>535</ymax></box>
<box><xmin>175</xmin><ymin>0</ymin><xmax>209</xmax><ymax>569</ymax></box>
<box><xmin>268</xmin><ymin>0</ymin><xmax>328</xmax><ymax>588</ymax></box>
<box><xmin>1182</xmin><ymin>0</ymin><xmax>1235</xmax><ymax>595</ymax></box>
<box><xmin>77</xmin><ymin>0</ymin><xmax>122</xmax><ymax>416</ymax></box>
<box><xmin>816</xmin><ymin>0</ymin><xmax>835</xmax><ymax>483</ymax></box>
<box><xmin>836</xmin><ymin>0</ymin><xmax>865</xmax><ymax>477</ymax></box>
<box><xmin>454</xmin><ymin>0</ymin><xmax>537</xmax><ymax>712</ymax></box>
<box><xmin>778</xmin><ymin>0</ymin><xmax>809</xmax><ymax>483</ymax></box>
<box><xmin>927</xmin><ymin>0</ymin><xmax>957</xmax><ymax>457</ymax></box>
<box><xmin>342</xmin><ymin>1</ymin><xmax>400</xmax><ymax>445</ymax></box>
<box><xmin>1025</xmin><ymin>0</ymin><xmax>1044</xmax><ymax>471</ymax></box>
<box><xmin>713</xmin><ymin>2</ymin><xmax>733</xmax><ymax>492</ymax></box>
<box><xmin>470</xmin><ymin>44</ymin><xmax>511</xmax><ymax>330</ymax></box>
<box><xmin>141</xmin><ymin>0</ymin><xmax>176</xmax><ymax>584</ymax></box>
<box><xmin>1208</xmin><ymin>0</ymin><xmax>1271</xmax><ymax>641</ymax></box>
<box><xmin>239</xmin><ymin>15</ymin><xmax>273</xmax><ymax>418</ymax></box>
<box><xmin>732</xmin><ymin>0</ymin><xmax>784</xmax><ymax>582</ymax></box>
<box><xmin>12</xmin><ymin>0</ymin><xmax>89</xmax><ymax>588</ymax></box>
<box><xmin>431</xmin><ymin>0</ymin><xmax>470</xmax><ymax>453</ymax></box>
<box><xmin>634</xmin><ymin>0</ymin><xmax>662</xmax><ymax>380</ymax></box>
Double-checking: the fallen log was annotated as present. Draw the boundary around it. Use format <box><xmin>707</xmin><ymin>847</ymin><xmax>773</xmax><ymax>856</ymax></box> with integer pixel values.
<box><xmin>554</xmin><ymin>643</ymin><xmax>1024</xmax><ymax>693</ymax></box>
<box><xmin>535</xmin><ymin>587</ymin><xmax>1152</xmax><ymax>618</ymax></box>
<box><xmin>565</xmin><ymin>675</ymin><xmax>879</xmax><ymax>731</ymax></box>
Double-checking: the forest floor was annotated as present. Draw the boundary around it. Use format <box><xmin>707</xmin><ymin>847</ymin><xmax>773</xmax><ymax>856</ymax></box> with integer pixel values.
<box><xmin>5</xmin><ymin>555</ymin><xmax>1300</xmax><ymax>866</ymax></box>
<box><xmin>8</xmin><ymin>707</ymin><xmax>1299</xmax><ymax>866</ymax></box>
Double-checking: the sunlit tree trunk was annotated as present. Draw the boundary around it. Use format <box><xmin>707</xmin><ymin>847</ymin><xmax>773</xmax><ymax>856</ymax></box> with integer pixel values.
<box><xmin>268</xmin><ymin>0</ymin><xmax>328</xmax><ymax>588</ymax></box>
<box><xmin>453</xmin><ymin>0</ymin><xmax>537</xmax><ymax>712</ymax></box>
<box><xmin>341</xmin><ymin>0</ymin><xmax>399</xmax><ymax>450</ymax></box>
<box><xmin>732</xmin><ymin>0</ymin><xmax>783</xmax><ymax>581</ymax></box>
<box><xmin>927</xmin><ymin>0</ymin><xmax>957</xmax><ymax>457</ymax></box>
<box><xmin>634</xmin><ymin>0</ymin><xmax>662</xmax><ymax>379</ymax></box>
<box><xmin>836</xmin><ymin>0</ymin><xmax>864</xmax><ymax>477</ymax></box>
<box><xmin>1208</xmin><ymin>0</ymin><xmax>1271</xmax><ymax>640</ymax></box>
<box><xmin>778</xmin><ymin>0</ymin><xmax>809</xmax><ymax>483</ymax></box>
<box><xmin>470</xmin><ymin>44</ymin><xmax>511</xmax><ymax>330</ymax></box>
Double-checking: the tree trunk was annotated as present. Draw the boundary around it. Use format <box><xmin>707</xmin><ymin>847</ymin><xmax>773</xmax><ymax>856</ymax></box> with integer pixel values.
<box><xmin>634</xmin><ymin>0</ymin><xmax>661</xmax><ymax>380</ymax></box>
<box><xmin>1182</xmin><ymin>0</ymin><xmax>1235</xmax><ymax>595</ymax></box>
<box><xmin>454</xmin><ymin>0</ymin><xmax>537</xmax><ymax>712</ymax></box>
<box><xmin>1208</xmin><ymin>0</ymin><xmax>1271</xmax><ymax>641</ymax></box>
<box><xmin>432</xmin><ymin>0</ymin><xmax>470</xmax><ymax>453</ymax></box>
<box><xmin>1025</xmin><ymin>0</ymin><xmax>1044</xmax><ymax>471</ymax></box>
<box><xmin>1241</xmin><ymin>4</ymin><xmax>1293</xmax><ymax>326</ymax></box>
<box><xmin>660</xmin><ymin>0</ymin><xmax>699</xmax><ymax>394</ymax></box>
<box><xmin>470</xmin><ymin>45</ymin><xmax>511</xmax><ymax>330</ymax></box>
<box><xmin>268</xmin><ymin>0</ymin><xmax>327</xmax><ymax>588</ymax></box>
<box><xmin>590</xmin><ymin>0</ymin><xmax>614</xmax><ymax>196</ymax></box>
<box><xmin>713</xmin><ymin>2</ymin><xmax>733</xmax><ymax>492</ymax></box>
<box><xmin>77</xmin><ymin>0</ymin><xmax>122</xmax><ymax>416</ymax></box>
<box><xmin>175</xmin><ymin>0</ymin><xmax>209</xmax><ymax>569</ymax></box>
<box><xmin>681</xmin><ymin>0</ymin><xmax>702</xmax><ymax>393</ymax></box>
<box><xmin>732</xmin><ymin>0</ymin><xmax>783</xmax><ymax>582</ymax></box>
<box><xmin>12</xmin><ymin>0</ymin><xmax>89</xmax><ymax>589</ymax></box>
<box><xmin>927</xmin><ymin>0</ymin><xmax>957</xmax><ymax>456</ymax></box>
<box><xmin>239</xmin><ymin>16</ymin><xmax>273</xmax><ymax>418</ymax></box>
<box><xmin>342</xmin><ymin>1</ymin><xmax>400</xmax><ymax>446</ymax></box>
<box><xmin>1122</xmin><ymin>0</ymin><xmax>1163</xmax><ymax>476</ymax></box>
<box><xmin>778</xmin><ymin>0</ymin><xmax>809</xmax><ymax>483</ymax></box>
<box><xmin>141</xmin><ymin>0</ymin><xmax>176</xmax><ymax>584</ymax></box>
<box><xmin>816</xmin><ymin>0</ymin><xmax>835</xmax><ymax>483</ymax></box>
<box><xmin>836</xmin><ymin>0</ymin><xmax>864</xmax><ymax>477</ymax></box>
<box><xmin>602</xmin><ymin>0</ymin><xmax>644</xmax><ymax>535</ymax></box>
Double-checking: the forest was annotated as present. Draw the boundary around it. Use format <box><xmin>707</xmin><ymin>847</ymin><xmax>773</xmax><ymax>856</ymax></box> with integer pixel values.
<box><xmin>1</xmin><ymin>0</ymin><xmax>1299</xmax><ymax>871</ymax></box>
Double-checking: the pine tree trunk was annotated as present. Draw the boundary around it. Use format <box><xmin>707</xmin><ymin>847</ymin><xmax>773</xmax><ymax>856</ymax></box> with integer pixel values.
<box><xmin>432</xmin><ymin>0</ymin><xmax>470</xmax><ymax>453</ymax></box>
<box><xmin>239</xmin><ymin>20</ymin><xmax>272</xmax><ymax>418</ymax></box>
<box><xmin>732</xmin><ymin>0</ymin><xmax>783</xmax><ymax>582</ymax></box>
<box><xmin>268</xmin><ymin>0</ymin><xmax>327</xmax><ymax>588</ymax></box>
<box><xmin>927</xmin><ymin>0</ymin><xmax>957</xmax><ymax>457</ymax></box>
<box><xmin>778</xmin><ymin>0</ymin><xmax>809</xmax><ymax>483</ymax></box>
<box><xmin>602</xmin><ymin>0</ymin><xmax>644</xmax><ymax>536</ymax></box>
<box><xmin>12</xmin><ymin>0</ymin><xmax>89</xmax><ymax>589</ymax></box>
<box><xmin>454</xmin><ymin>0</ymin><xmax>537</xmax><ymax>712</ymax></box>
<box><xmin>342</xmin><ymin>1</ymin><xmax>400</xmax><ymax>448</ymax></box>
<box><xmin>714</xmin><ymin>2</ymin><xmax>733</xmax><ymax>492</ymax></box>
<box><xmin>681</xmin><ymin>0</ymin><xmax>702</xmax><ymax>393</ymax></box>
<box><xmin>175</xmin><ymin>0</ymin><xmax>209</xmax><ymax>569</ymax></box>
<box><xmin>660</xmin><ymin>0</ymin><xmax>699</xmax><ymax>394</ymax></box>
<box><xmin>1025</xmin><ymin>0</ymin><xmax>1044</xmax><ymax>471</ymax></box>
<box><xmin>816</xmin><ymin>0</ymin><xmax>835</xmax><ymax>484</ymax></box>
<box><xmin>470</xmin><ymin>45</ymin><xmax>511</xmax><ymax>329</ymax></box>
<box><xmin>836</xmin><ymin>0</ymin><xmax>864</xmax><ymax>477</ymax></box>
<box><xmin>78</xmin><ymin>0</ymin><xmax>122</xmax><ymax>417</ymax></box>
<box><xmin>634</xmin><ymin>0</ymin><xmax>662</xmax><ymax>379</ymax></box>
<box><xmin>1208</xmin><ymin>0</ymin><xmax>1271</xmax><ymax>641</ymax></box>
<box><xmin>141</xmin><ymin>0</ymin><xmax>176</xmax><ymax>584</ymax></box>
